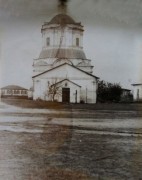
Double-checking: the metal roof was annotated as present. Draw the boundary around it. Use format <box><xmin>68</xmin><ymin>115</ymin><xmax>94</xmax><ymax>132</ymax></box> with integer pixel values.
<box><xmin>131</xmin><ymin>83</ymin><xmax>142</xmax><ymax>86</ymax></box>
<box><xmin>48</xmin><ymin>14</ymin><xmax>81</xmax><ymax>25</ymax></box>
<box><xmin>32</xmin><ymin>63</ymin><xmax>99</xmax><ymax>79</ymax></box>
<box><xmin>1</xmin><ymin>85</ymin><xmax>27</xmax><ymax>90</ymax></box>
<box><xmin>39</xmin><ymin>48</ymin><xmax>86</xmax><ymax>59</ymax></box>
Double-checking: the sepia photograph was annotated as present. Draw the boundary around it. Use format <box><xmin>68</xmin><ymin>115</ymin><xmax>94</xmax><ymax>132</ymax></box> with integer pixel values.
<box><xmin>0</xmin><ymin>0</ymin><xmax>142</xmax><ymax>179</ymax></box>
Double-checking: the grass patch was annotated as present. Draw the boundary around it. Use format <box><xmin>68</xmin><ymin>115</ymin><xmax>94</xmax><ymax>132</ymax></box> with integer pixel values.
<box><xmin>1</xmin><ymin>98</ymin><xmax>142</xmax><ymax>111</ymax></box>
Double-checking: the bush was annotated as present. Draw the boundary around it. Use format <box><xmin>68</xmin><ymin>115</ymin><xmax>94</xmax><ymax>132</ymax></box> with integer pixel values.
<box><xmin>97</xmin><ymin>80</ymin><xmax>122</xmax><ymax>103</ymax></box>
<box><xmin>80</xmin><ymin>100</ymin><xmax>85</xmax><ymax>104</ymax></box>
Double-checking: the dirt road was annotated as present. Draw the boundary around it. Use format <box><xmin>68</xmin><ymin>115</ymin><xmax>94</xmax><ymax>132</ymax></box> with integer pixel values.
<box><xmin>0</xmin><ymin>101</ymin><xmax>142</xmax><ymax>179</ymax></box>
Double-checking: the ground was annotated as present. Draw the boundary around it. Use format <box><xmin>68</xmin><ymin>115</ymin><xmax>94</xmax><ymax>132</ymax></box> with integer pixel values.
<box><xmin>0</xmin><ymin>98</ymin><xmax>142</xmax><ymax>179</ymax></box>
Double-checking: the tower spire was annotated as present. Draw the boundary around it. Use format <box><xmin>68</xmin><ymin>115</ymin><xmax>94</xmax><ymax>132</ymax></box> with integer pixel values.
<box><xmin>58</xmin><ymin>0</ymin><xmax>68</xmax><ymax>14</ymax></box>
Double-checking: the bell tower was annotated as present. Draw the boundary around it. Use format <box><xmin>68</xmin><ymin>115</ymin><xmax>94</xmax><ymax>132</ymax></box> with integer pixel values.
<box><xmin>33</xmin><ymin>14</ymin><xmax>94</xmax><ymax>75</ymax></box>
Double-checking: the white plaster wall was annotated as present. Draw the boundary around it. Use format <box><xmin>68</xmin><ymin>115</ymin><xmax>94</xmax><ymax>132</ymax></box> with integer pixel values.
<box><xmin>42</xmin><ymin>25</ymin><xmax>83</xmax><ymax>49</ymax></box>
<box><xmin>74</xmin><ymin>79</ymin><xmax>97</xmax><ymax>103</ymax></box>
<box><xmin>28</xmin><ymin>90</ymin><xmax>33</xmax><ymax>99</ymax></box>
<box><xmin>33</xmin><ymin>58</ymin><xmax>93</xmax><ymax>75</ymax></box>
<box><xmin>133</xmin><ymin>85</ymin><xmax>142</xmax><ymax>101</ymax></box>
<box><xmin>33</xmin><ymin>64</ymin><xmax>98</xmax><ymax>103</ymax></box>
<box><xmin>33</xmin><ymin>78</ymin><xmax>82</xmax><ymax>102</ymax></box>
<box><xmin>33</xmin><ymin>80</ymin><xmax>42</xmax><ymax>100</ymax></box>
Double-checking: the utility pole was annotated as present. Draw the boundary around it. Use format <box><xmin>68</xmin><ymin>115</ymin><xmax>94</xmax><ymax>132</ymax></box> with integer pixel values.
<box><xmin>75</xmin><ymin>90</ymin><xmax>77</xmax><ymax>103</ymax></box>
<box><xmin>86</xmin><ymin>88</ymin><xmax>87</xmax><ymax>103</ymax></box>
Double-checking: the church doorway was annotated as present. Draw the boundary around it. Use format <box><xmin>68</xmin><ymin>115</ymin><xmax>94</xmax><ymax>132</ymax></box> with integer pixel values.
<box><xmin>62</xmin><ymin>88</ymin><xmax>70</xmax><ymax>103</ymax></box>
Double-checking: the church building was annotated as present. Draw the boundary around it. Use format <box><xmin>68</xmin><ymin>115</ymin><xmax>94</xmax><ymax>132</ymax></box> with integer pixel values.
<box><xmin>32</xmin><ymin>13</ymin><xmax>99</xmax><ymax>103</ymax></box>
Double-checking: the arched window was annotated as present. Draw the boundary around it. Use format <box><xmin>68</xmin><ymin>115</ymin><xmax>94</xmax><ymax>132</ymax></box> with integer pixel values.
<box><xmin>76</xmin><ymin>38</ymin><xmax>79</xmax><ymax>46</ymax></box>
<box><xmin>46</xmin><ymin>37</ymin><xmax>50</xmax><ymax>46</ymax></box>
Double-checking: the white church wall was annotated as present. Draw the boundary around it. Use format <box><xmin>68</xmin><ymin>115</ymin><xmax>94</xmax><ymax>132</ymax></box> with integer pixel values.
<box><xmin>68</xmin><ymin>84</ymin><xmax>81</xmax><ymax>103</ymax></box>
<box><xmin>33</xmin><ymin>14</ymin><xmax>98</xmax><ymax>104</ymax></box>
<box><xmin>42</xmin><ymin>24</ymin><xmax>83</xmax><ymax>49</ymax></box>
<box><xmin>36</xmin><ymin>63</ymin><xmax>97</xmax><ymax>100</ymax></box>
<box><xmin>76</xmin><ymin>79</ymin><xmax>97</xmax><ymax>103</ymax></box>
<box><xmin>33</xmin><ymin>69</ymin><xmax>97</xmax><ymax>103</ymax></box>
<box><xmin>33</xmin><ymin>79</ymin><xmax>48</xmax><ymax>101</ymax></box>
<box><xmin>33</xmin><ymin>78</ymin><xmax>81</xmax><ymax>103</ymax></box>
<box><xmin>33</xmin><ymin>64</ymin><xmax>97</xmax><ymax>82</ymax></box>
<box><xmin>33</xmin><ymin>80</ymin><xmax>41</xmax><ymax>100</ymax></box>
<box><xmin>66</xmin><ymin>28</ymin><xmax>73</xmax><ymax>47</ymax></box>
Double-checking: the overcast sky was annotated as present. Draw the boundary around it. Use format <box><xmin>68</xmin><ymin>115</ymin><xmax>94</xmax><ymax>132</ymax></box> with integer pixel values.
<box><xmin>0</xmin><ymin>0</ymin><xmax>142</xmax><ymax>89</ymax></box>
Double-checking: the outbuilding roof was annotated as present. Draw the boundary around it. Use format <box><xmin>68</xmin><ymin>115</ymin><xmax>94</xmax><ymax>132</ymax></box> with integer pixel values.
<box><xmin>132</xmin><ymin>83</ymin><xmax>142</xmax><ymax>86</ymax></box>
<box><xmin>1</xmin><ymin>85</ymin><xmax>27</xmax><ymax>90</ymax></box>
<box><xmin>122</xmin><ymin>88</ymin><xmax>131</xmax><ymax>91</ymax></box>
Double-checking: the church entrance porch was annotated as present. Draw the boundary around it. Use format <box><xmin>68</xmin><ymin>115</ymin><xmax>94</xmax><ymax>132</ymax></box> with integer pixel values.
<box><xmin>62</xmin><ymin>88</ymin><xmax>70</xmax><ymax>103</ymax></box>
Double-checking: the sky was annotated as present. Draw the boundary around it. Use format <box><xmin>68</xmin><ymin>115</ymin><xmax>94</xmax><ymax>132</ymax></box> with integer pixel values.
<box><xmin>0</xmin><ymin>0</ymin><xmax>142</xmax><ymax>89</ymax></box>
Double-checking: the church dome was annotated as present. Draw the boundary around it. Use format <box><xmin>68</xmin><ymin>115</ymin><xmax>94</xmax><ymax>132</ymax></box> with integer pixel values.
<box><xmin>48</xmin><ymin>14</ymin><xmax>81</xmax><ymax>25</ymax></box>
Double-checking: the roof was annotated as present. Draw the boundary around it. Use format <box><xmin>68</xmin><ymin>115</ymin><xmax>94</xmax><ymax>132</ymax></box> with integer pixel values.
<box><xmin>32</xmin><ymin>63</ymin><xmax>99</xmax><ymax>79</ymax></box>
<box><xmin>39</xmin><ymin>48</ymin><xmax>86</xmax><ymax>59</ymax></box>
<box><xmin>1</xmin><ymin>85</ymin><xmax>27</xmax><ymax>90</ymax></box>
<box><xmin>122</xmin><ymin>88</ymin><xmax>131</xmax><ymax>91</ymax></box>
<box><xmin>48</xmin><ymin>14</ymin><xmax>81</xmax><ymax>25</ymax></box>
<box><xmin>51</xmin><ymin>79</ymin><xmax>81</xmax><ymax>87</ymax></box>
<box><xmin>132</xmin><ymin>83</ymin><xmax>142</xmax><ymax>86</ymax></box>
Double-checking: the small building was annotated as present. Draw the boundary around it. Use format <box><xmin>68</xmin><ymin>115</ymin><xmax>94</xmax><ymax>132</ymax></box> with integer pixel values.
<box><xmin>132</xmin><ymin>83</ymin><xmax>142</xmax><ymax>101</ymax></box>
<box><xmin>121</xmin><ymin>88</ymin><xmax>133</xmax><ymax>102</ymax></box>
<box><xmin>121</xmin><ymin>88</ymin><xmax>131</xmax><ymax>97</ymax></box>
<box><xmin>0</xmin><ymin>85</ymin><xmax>28</xmax><ymax>99</ymax></box>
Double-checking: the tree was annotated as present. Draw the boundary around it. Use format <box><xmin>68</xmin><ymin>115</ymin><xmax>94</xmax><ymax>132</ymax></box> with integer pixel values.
<box><xmin>97</xmin><ymin>80</ymin><xmax>122</xmax><ymax>103</ymax></box>
<box><xmin>47</xmin><ymin>79</ymin><xmax>62</xmax><ymax>102</ymax></box>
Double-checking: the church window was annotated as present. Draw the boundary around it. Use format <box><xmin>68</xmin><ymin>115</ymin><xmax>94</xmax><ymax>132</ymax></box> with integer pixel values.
<box><xmin>46</xmin><ymin>37</ymin><xmax>50</xmax><ymax>46</ymax></box>
<box><xmin>7</xmin><ymin>90</ymin><xmax>12</xmax><ymax>94</ymax></box>
<box><xmin>14</xmin><ymin>90</ymin><xmax>17</xmax><ymax>94</ymax></box>
<box><xmin>65</xmin><ymin>82</ymin><xmax>68</xmax><ymax>87</ymax></box>
<box><xmin>76</xmin><ymin>38</ymin><xmax>79</xmax><ymax>46</ymax></box>
<box><xmin>22</xmin><ymin>90</ymin><xmax>27</xmax><ymax>95</ymax></box>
